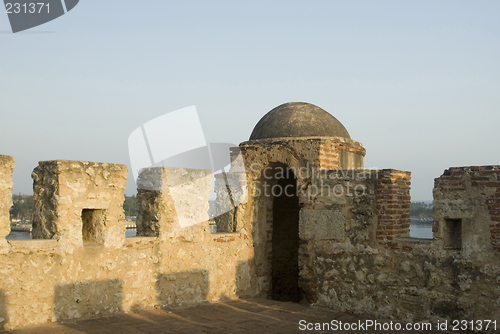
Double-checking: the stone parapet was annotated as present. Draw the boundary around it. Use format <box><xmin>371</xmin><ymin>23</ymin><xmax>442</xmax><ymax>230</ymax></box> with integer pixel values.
<box><xmin>0</xmin><ymin>148</ymin><xmax>498</xmax><ymax>331</ymax></box>
<box><xmin>213</xmin><ymin>172</ymin><xmax>247</xmax><ymax>233</ymax></box>
<box><xmin>433</xmin><ymin>165</ymin><xmax>500</xmax><ymax>254</ymax></box>
<box><xmin>0</xmin><ymin>155</ymin><xmax>14</xmax><ymax>250</ymax></box>
<box><xmin>31</xmin><ymin>160</ymin><xmax>128</xmax><ymax>251</ymax></box>
<box><xmin>136</xmin><ymin>167</ymin><xmax>212</xmax><ymax>236</ymax></box>
<box><xmin>0</xmin><ymin>160</ymin><xmax>253</xmax><ymax>331</ymax></box>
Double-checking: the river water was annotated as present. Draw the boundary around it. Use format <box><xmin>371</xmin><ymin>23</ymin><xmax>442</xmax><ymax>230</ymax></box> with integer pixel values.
<box><xmin>6</xmin><ymin>221</ymin><xmax>432</xmax><ymax>240</ymax></box>
<box><xmin>6</xmin><ymin>230</ymin><xmax>137</xmax><ymax>240</ymax></box>
<box><xmin>409</xmin><ymin>219</ymin><xmax>433</xmax><ymax>239</ymax></box>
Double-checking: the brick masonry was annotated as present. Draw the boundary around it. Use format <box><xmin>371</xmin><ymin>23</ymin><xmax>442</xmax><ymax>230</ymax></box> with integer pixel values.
<box><xmin>0</xmin><ymin>151</ymin><xmax>499</xmax><ymax>331</ymax></box>
<box><xmin>433</xmin><ymin>165</ymin><xmax>500</xmax><ymax>252</ymax></box>
<box><xmin>375</xmin><ymin>170</ymin><xmax>411</xmax><ymax>244</ymax></box>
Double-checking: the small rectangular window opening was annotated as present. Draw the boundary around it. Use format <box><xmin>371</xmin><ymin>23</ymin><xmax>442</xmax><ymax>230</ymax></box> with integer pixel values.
<box><xmin>444</xmin><ymin>218</ymin><xmax>462</xmax><ymax>250</ymax></box>
<box><xmin>82</xmin><ymin>209</ymin><xmax>107</xmax><ymax>243</ymax></box>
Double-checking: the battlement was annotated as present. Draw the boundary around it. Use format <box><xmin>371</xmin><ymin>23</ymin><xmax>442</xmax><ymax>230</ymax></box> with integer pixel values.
<box><xmin>0</xmin><ymin>150</ymin><xmax>499</xmax><ymax>330</ymax></box>
<box><xmin>433</xmin><ymin>166</ymin><xmax>500</xmax><ymax>254</ymax></box>
<box><xmin>0</xmin><ymin>155</ymin><xmax>14</xmax><ymax>251</ymax></box>
<box><xmin>0</xmin><ymin>157</ymin><xmax>254</xmax><ymax>330</ymax></box>
<box><xmin>31</xmin><ymin>160</ymin><xmax>128</xmax><ymax>250</ymax></box>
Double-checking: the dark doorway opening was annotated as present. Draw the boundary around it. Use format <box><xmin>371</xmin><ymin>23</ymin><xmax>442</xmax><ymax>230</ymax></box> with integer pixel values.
<box><xmin>271</xmin><ymin>168</ymin><xmax>300</xmax><ymax>302</ymax></box>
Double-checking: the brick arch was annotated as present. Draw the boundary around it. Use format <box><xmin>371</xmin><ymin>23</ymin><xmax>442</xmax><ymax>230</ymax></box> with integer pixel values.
<box><xmin>241</xmin><ymin>146</ymin><xmax>312</xmax><ymax>203</ymax></box>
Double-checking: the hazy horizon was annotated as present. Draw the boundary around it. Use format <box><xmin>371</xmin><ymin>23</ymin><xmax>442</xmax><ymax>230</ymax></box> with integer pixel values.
<box><xmin>1</xmin><ymin>1</ymin><xmax>499</xmax><ymax>202</ymax></box>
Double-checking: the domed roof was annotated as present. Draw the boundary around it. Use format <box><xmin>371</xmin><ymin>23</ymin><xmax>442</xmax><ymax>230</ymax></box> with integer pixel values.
<box><xmin>249</xmin><ymin>102</ymin><xmax>350</xmax><ymax>140</ymax></box>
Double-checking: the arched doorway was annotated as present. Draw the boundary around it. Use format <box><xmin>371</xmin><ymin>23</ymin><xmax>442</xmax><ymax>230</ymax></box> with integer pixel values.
<box><xmin>252</xmin><ymin>163</ymin><xmax>301</xmax><ymax>301</ymax></box>
<box><xmin>271</xmin><ymin>167</ymin><xmax>300</xmax><ymax>301</ymax></box>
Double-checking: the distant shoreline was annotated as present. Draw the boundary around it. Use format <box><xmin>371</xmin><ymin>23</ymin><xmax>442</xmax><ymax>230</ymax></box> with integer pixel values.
<box><xmin>410</xmin><ymin>218</ymin><xmax>433</xmax><ymax>226</ymax></box>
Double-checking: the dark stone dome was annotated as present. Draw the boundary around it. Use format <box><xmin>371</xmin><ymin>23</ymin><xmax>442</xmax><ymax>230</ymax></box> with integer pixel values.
<box><xmin>249</xmin><ymin>102</ymin><xmax>350</xmax><ymax>140</ymax></box>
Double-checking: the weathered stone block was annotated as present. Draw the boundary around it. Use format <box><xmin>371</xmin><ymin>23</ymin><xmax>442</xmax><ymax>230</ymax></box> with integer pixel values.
<box><xmin>433</xmin><ymin>166</ymin><xmax>500</xmax><ymax>255</ymax></box>
<box><xmin>31</xmin><ymin>160</ymin><xmax>128</xmax><ymax>251</ymax></box>
<box><xmin>136</xmin><ymin>167</ymin><xmax>211</xmax><ymax>236</ymax></box>
<box><xmin>0</xmin><ymin>155</ymin><xmax>14</xmax><ymax>248</ymax></box>
<box><xmin>299</xmin><ymin>209</ymin><xmax>345</xmax><ymax>240</ymax></box>
<box><xmin>55</xmin><ymin>279</ymin><xmax>123</xmax><ymax>321</ymax></box>
<box><xmin>213</xmin><ymin>172</ymin><xmax>247</xmax><ymax>232</ymax></box>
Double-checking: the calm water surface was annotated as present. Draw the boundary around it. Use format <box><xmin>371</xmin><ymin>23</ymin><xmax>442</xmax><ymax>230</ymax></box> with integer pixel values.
<box><xmin>7</xmin><ymin>223</ymin><xmax>431</xmax><ymax>240</ymax></box>
<box><xmin>6</xmin><ymin>230</ymin><xmax>137</xmax><ymax>240</ymax></box>
<box><xmin>409</xmin><ymin>219</ymin><xmax>433</xmax><ymax>239</ymax></box>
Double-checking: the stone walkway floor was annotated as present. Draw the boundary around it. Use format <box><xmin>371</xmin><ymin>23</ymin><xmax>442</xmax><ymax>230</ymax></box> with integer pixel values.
<box><xmin>5</xmin><ymin>299</ymin><xmax>449</xmax><ymax>334</ymax></box>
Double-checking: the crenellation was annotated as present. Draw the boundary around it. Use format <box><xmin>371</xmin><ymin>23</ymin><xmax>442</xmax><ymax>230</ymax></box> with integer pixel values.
<box><xmin>0</xmin><ymin>155</ymin><xmax>15</xmax><ymax>251</ymax></box>
<box><xmin>0</xmin><ymin>103</ymin><xmax>498</xmax><ymax>331</ymax></box>
<box><xmin>31</xmin><ymin>160</ymin><xmax>128</xmax><ymax>252</ymax></box>
<box><xmin>136</xmin><ymin>167</ymin><xmax>212</xmax><ymax>236</ymax></box>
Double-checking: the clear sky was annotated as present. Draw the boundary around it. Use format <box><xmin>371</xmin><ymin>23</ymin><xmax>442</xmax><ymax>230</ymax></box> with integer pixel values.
<box><xmin>1</xmin><ymin>0</ymin><xmax>499</xmax><ymax>201</ymax></box>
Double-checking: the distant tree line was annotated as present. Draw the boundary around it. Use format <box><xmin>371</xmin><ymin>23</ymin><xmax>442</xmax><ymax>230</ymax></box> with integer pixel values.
<box><xmin>123</xmin><ymin>195</ymin><xmax>137</xmax><ymax>217</ymax></box>
<box><xmin>8</xmin><ymin>194</ymin><xmax>432</xmax><ymax>221</ymax></box>
<box><xmin>410</xmin><ymin>202</ymin><xmax>433</xmax><ymax>219</ymax></box>
<box><xmin>10</xmin><ymin>194</ymin><xmax>34</xmax><ymax>221</ymax></box>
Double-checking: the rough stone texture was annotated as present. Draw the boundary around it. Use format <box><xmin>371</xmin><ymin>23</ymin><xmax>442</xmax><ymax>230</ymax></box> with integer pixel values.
<box><xmin>0</xmin><ymin>146</ymin><xmax>499</xmax><ymax>331</ymax></box>
<box><xmin>0</xmin><ymin>162</ymin><xmax>253</xmax><ymax>331</ymax></box>
<box><xmin>433</xmin><ymin>166</ymin><xmax>500</xmax><ymax>255</ymax></box>
<box><xmin>299</xmin><ymin>209</ymin><xmax>346</xmax><ymax>241</ymax></box>
<box><xmin>136</xmin><ymin>167</ymin><xmax>212</xmax><ymax>236</ymax></box>
<box><xmin>213</xmin><ymin>172</ymin><xmax>247</xmax><ymax>233</ymax></box>
<box><xmin>249</xmin><ymin>102</ymin><xmax>351</xmax><ymax>140</ymax></box>
<box><xmin>296</xmin><ymin>169</ymin><xmax>379</xmax><ymax>304</ymax></box>
<box><xmin>0</xmin><ymin>155</ymin><xmax>14</xmax><ymax>250</ymax></box>
<box><xmin>0</xmin><ymin>231</ymin><xmax>253</xmax><ymax>330</ymax></box>
<box><xmin>232</xmin><ymin>138</ymin><xmax>500</xmax><ymax>329</ymax></box>
<box><xmin>312</xmin><ymin>238</ymin><xmax>500</xmax><ymax>328</ymax></box>
<box><xmin>236</xmin><ymin>134</ymin><xmax>368</xmax><ymax>302</ymax></box>
<box><xmin>303</xmin><ymin>167</ymin><xmax>500</xmax><ymax>328</ymax></box>
<box><xmin>239</xmin><ymin>137</ymin><xmax>365</xmax><ymax>183</ymax></box>
<box><xmin>234</xmin><ymin>133</ymin><xmax>371</xmax><ymax>303</ymax></box>
<box><xmin>31</xmin><ymin>160</ymin><xmax>128</xmax><ymax>252</ymax></box>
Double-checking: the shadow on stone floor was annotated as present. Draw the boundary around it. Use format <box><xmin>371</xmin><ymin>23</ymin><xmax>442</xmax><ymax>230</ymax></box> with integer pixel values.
<box><xmin>4</xmin><ymin>299</ymin><xmax>453</xmax><ymax>334</ymax></box>
<box><xmin>54</xmin><ymin>279</ymin><xmax>123</xmax><ymax>322</ymax></box>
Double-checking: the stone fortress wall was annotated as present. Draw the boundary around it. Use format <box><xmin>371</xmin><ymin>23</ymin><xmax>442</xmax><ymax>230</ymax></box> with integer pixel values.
<box><xmin>300</xmin><ymin>166</ymin><xmax>500</xmax><ymax>323</ymax></box>
<box><xmin>0</xmin><ymin>156</ymin><xmax>253</xmax><ymax>330</ymax></box>
<box><xmin>0</xmin><ymin>102</ymin><xmax>498</xmax><ymax>330</ymax></box>
<box><xmin>223</xmin><ymin>136</ymin><xmax>500</xmax><ymax>326</ymax></box>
